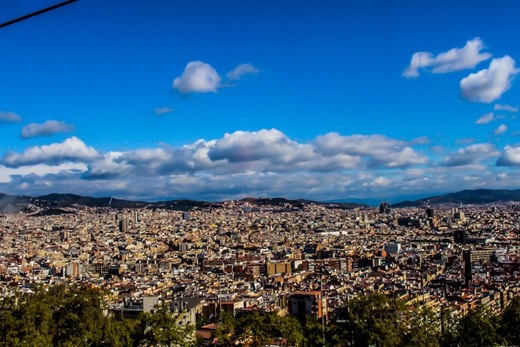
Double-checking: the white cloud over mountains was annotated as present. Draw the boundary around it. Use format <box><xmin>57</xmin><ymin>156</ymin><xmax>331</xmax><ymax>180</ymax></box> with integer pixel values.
<box><xmin>95</xmin><ymin>129</ymin><xmax>426</xmax><ymax>178</ymax></box>
<box><xmin>403</xmin><ymin>38</ymin><xmax>491</xmax><ymax>78</ymax></box>
<box><xmin>0</xmin><ymin>129</ymin><xmax>517</xmax><ymax>201</ymax></box>
<box><xmin>442</xmin><ymin>143</ymin><xmax>498</xmax><ymax>166</ymax></box>
<box><xmin>2</xmin><ymin>137</ymin><xmax>99</xmax><ymax>168</ymax></box>
<box><xmin>460</xmin><ymin>55</ymin><xmax>519</xmax><ymax>103</ymax></box>
<box><xmin>313</xmin><ymin>133</ymin><xmax>427</xmax><ymax>168</ymax></box>
<box><xmin>496</xmin><ymin>145</ymin><xmax>520</xmax><ymax>166</ymax></box>
<box><xmin>21</xmin><ymin>120</ymin><xmax>75</xmax><ymax>139</ymax></box>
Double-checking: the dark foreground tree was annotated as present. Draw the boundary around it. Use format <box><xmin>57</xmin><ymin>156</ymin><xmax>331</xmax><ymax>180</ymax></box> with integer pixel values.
<box><xmin>454</xmin><ymin>306</ymin><xmax>502</xmax><ymax>347</ymax></box>
<box><xmin>215</xmin><ymin>311</ymin><xmax>304</xmax><ymax>346</ymax></box>
<box><xmin>499</xmin><ymin>297</ymin><xmax>520</xmax><ymax>346</ymax></box>
<box><xmin>336</xmin><ymin>293</ymin><xmax>407</xmax><ymax>347</ymax></box>
<box><xmin>405</xmin><ymin>307</ymin><xmax>442</xmax><ymax>347</ymax></box>
<box><xmin>134</xmin><ymin>302</ymin><xmax>195</xmax><ymax>347</ymax></box>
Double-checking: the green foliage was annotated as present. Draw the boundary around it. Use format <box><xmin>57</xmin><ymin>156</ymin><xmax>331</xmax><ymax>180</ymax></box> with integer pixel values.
<box><xmin>337</xmin><ymin>293</ymin><xmax>408</xmax><ymax>347</ymax></box>
<box><xmin>0</xmin><ymin>285</ymin><xmax>197</xmax><ymax>347</ymax></box>
<box><xmin>406</xmin><ymin>307</ymin><xmax>442</xmax><ymax>347</ymax></box>
<box><xmin>0</xmin><ymin>286</ymin><xmax>519</xmax><ymax>347</ymax></box>
<box><xmin>135</xmin><ymin>302</ymin><xmax>195</xmax><ymax>347</ymax></box>
<box><xmin>214</xmin><ymin>312</ymin><xmax>236</xmax><ymax>346</ymax></box>
<box><xmin>500</xmin><ymin>297</ymin><xmax>520</xmax><ymax>346</ymax></box>
<box><xmin>303</xmin><ymin>316</ymin><xmax>336</xmax><ymax>347</ymax></box>
<box><xmin>216</xmin><ymin>311</ymin><xmax>304</xmax><ymax>346</ymax></box>
<box><xmin>454</xmin><ymin>306</ymin><xmax>503</xmax><ymax>347</ymax></box>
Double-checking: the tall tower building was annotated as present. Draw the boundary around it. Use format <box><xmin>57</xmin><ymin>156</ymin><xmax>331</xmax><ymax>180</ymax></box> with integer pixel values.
<box><xmin>119</xmin><ymin>219</ymin><xmax>128</xmax><ymax>233</ymax></box>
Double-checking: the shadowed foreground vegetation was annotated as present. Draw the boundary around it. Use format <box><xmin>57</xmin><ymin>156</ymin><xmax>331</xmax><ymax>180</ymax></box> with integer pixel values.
<box><xmin>0</xmin><ymin>285</ymin><xmax>519</xmax><ymax>346</ymax></box>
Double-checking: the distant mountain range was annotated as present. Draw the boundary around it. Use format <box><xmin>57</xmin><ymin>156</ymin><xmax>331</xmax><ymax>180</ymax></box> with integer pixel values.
<box><xmin>0</xmin><ymin>193</ymin><xmax>365</xmax><ymax>213</ymax></box>
<box><xmin>1</xmin><ymin>189</ymin><xmax>520</xmax><ymax>213</ymax></box>
<box><xmin>391</xmin><ymin>189</ymin><xmax>520</xmax><ymax>208</ymax></box>
<box><xmin>0</xmin><ymin>193</ymin><xmax>211</xmax><ymax>213</ymax></box>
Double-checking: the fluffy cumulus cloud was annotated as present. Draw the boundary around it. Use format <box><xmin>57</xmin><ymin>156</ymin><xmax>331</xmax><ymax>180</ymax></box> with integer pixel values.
<box><xmin>0</xmin><ymin>162</ymin><xmax>87</xmax><ymax>184</ymax></box>
<box><xmin>313</xmin><ymin>133</ymin><xmax>427</xmax><ymax>168</ymax></box>
<box><xmin>403</xmin><ymin>38</ymin><xmax>491</xmax><ymax>78</ymax></box>
<box><xmin>496</xmin><ymin>145</ymin><xmax>520</xmax><ymax>166</ymax></box>
<box><xmin>21</xmin><ymin>120</ymin><xmax>75</xmax><ymax>139</ymax></box>
<box><xmin>84</xmin><ymin>140</ymin><xmax>220</xmax><ymax>179</ymax></box>
<box><xmin>460</xmin><ymin>55</ymin><xmax>519</xmax><ymax>103</ymax></box>
<box><xmin>443</xmin><ymin>143</ymin><xmax>498</xmax><ymax>166</ymax></box>
<box><xmin>2</xmin><ymin>136</ymin><xmax>99</xmax><ymax>168</ymax></box>
<box><xmin>475</xmin><ymin>112</ymin><xmax>495</xmax><ymax>124</ymax></box>
<box><xmin>172</xmin><ymin>61</ymin><xmax>221</xmax><ymax>93</ymax></box>
<box><xmin>208</xmin><ymin>129</ymin><xmax>302</xmax><ymax>163</ymax></box>
<box><xmin>0</xmin><ymin>111</ymin><xmax>22</xmax><ymax>123</ymax></box>
<box><xmin>20</xmin><ymin>129</ymin><xmax>427</xmax><ymax>180</ymax></box>
<box><xmin>226</xmin><ymin>63</ymin><xmax>259</xmax><ymax>80</ymax></box>
<box><xmin>494</xmin><ymin>124</ymin><xmax>508</xmax><ymax>135</ymax></box>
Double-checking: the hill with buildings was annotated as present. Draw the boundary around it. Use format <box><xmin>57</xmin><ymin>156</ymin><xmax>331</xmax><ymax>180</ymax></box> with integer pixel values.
<box><xmin>2</xmin><ymin>189</ymin><xmax>520</xmax><ymax>213</ymax></box>
<box><xmin>0</xmin><ymin>193</ymin><xmax>366</xmax><ymax>213</ymax></box>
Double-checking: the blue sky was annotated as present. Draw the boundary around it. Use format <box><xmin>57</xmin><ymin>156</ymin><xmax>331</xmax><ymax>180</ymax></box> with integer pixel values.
<box><xmin>1</xmin><ymin>0</ymin><xmax>520</xmax><ymax>202</ymax></box>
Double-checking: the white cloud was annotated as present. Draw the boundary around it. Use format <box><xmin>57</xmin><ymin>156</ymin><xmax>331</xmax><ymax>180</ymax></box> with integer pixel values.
<box><xmin>494</xmin><ymin>104</ymin><xmax>518</xmax><ymax>112</ymax></box>
<box><xmin>0</xmin><ymin>111</ymin><xmax>21</xmax><ymax>123</ymax></box>
<box><xmin>475</xmin><ymin>112</ymin><xmax>495</xmax><ymax>124</ymax></box>
<box><xmin>460</xmin><ymin>55</ymin><xmax>519</xmax><ymax>103</ymax></box>
<box><xmin>21</xmin><ymin>120</ymin><xmax>75</xmax><ymax>139</ymax></box>
<box><xmin>227</xmin><ymin>63</ymin><xmax>259</xmax><ymax>80</ymax></box>
<box><xmin>403</xmin><ymin>38</ymin><xmax>491</xmax><ymax>78</ymax></box>
<box><xmin>443</xmin><ymin>143</ymin><xmax>498</xmax><ymax>166</ymax></box>
<box><xmin>313</xmin><ymin>133</ymin><xmax>427</xmax><ymax>168</ymax></box>
<box><xmin>496</xmin><ymin>145</ymin><xmax>520</xmax><ymax>166</ymax></box>
<box><xmin>83</xmin><ymin>151</ymin><xmax>129</xmax><ymax>179</ymax></box>
<box><xmin>172</xmin><ymin>61</ymin><xmax>221</xmax><ymax>93</ymax></box>
<box><xmin>2</xmin><ymin>136</ymin><xmax>99</xmax><ymax>168</ymax></box>
<box><xmin>0</xmin><ymin>163</ymin><xmax>87</xmax><ymax>183</ymax></box>
<box><xmin>80</xmin><ymin>129</ymin><xmax>430</xmax><ymax>183</ymax></box>
<box><xmin>154</xmin><ymin>107</ymin><xmax>174</xmax><ymax>116</ymax></box>
<box><xmin>208</xmin><ymin>129</ymin><xmax>300</xmax><ymax>163</ymax></box>
<box><xmin>372</xmin><ymin>176</ymin><xmax>391</xmax><ymax>187</ymax></box>
<box><xmin>494</xmin><ymin>123</ymin><xmax>508</xmax><ymax>135</ymax></box>
<box><xmin>7</xmin><ymin>129</ymin><xmax>520</xmax><ymax>201</ymax></box>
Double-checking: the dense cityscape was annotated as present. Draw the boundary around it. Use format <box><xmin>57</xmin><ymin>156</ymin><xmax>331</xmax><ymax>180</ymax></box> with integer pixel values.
<box><xmin>2</xmin><ymin>1</ymin><xmax>520</xmax><ymax>346</ymax></box>
<box><xmin>0</xmin><ymin>195</ymin><xmax>519</xmax><ymax>345</ymax></box>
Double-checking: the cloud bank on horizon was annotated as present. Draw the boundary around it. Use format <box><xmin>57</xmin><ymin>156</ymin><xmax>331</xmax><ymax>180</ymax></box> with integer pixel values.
<box><xmin>0</xmin><ymin>127</ymin><xmax>518</xmax><ymax>201</ymax></box>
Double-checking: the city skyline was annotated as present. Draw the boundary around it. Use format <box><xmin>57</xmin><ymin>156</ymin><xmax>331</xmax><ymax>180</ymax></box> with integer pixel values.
<box><xmin>1</xmin><ymin>1</ymin><xmax>520</xmax><ymax>201</ymax></box>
